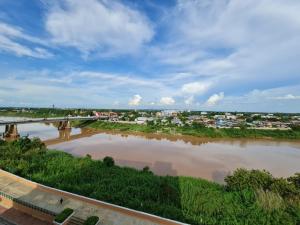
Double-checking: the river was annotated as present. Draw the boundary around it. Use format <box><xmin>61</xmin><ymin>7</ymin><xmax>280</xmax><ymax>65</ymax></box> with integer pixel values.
<box><xmin>1</xmin><ymin>117</ymin><xmax>300</xmax><ymax>183</ymax></box>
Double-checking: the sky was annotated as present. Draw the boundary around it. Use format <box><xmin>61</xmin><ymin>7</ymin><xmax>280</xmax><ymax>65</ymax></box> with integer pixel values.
<box><xmin>0</xmin><ymin>0</ymin><xmax>300</xmax><ymax>112</ymax></box>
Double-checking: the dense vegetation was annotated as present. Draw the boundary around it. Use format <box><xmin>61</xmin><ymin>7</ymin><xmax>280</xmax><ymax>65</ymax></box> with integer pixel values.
<box><xmin>81</xmin><ymin>120</ymin><xmax>300</xmax><ymax>140</ymax></box>
<box><xmin>54</xmin><ymin>208</ymin><xmax>74</xmax><ymax>223</ymax></box>
<box><xmin>0</xmin><ymin>138</ymin><xmax>299</xmax><ymax>225</ymax></box>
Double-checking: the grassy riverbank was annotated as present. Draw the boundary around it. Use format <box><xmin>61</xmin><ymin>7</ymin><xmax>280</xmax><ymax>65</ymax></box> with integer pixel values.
<box><xmin>76</xmin><ymin>120</ymin><xmax>300</xmax><ymax>140</ymax></box>
<box><xmin>0</xmin><ymin>138</ymin><xmax>299</xmax><ymax>225</ymax></box>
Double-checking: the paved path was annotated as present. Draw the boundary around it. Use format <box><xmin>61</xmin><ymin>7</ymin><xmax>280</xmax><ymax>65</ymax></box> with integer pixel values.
<box><xmin>0</xmin><ymin>170</ymin><xmax>186</xmax><ymax>225</ymax></box>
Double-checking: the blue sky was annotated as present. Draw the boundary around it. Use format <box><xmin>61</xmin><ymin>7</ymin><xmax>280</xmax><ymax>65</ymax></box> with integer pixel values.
<box><xmin>0</xmin><ymin>0</ymin><xmax>300</xmax><ymax>112</ymax></box>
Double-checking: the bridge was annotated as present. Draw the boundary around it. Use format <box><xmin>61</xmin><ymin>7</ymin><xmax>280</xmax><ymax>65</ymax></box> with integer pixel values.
<box><xmin>0</xmin><ymin>117</ymin><xmax>98</xmax><ymax>139</ymax></box>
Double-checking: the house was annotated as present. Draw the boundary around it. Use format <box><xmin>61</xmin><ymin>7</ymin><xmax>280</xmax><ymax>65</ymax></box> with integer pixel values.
<box><xmin>171</xmin><ymin>117</ymin><xmax>183</xmax><ymax>126</ymax></box>
<box><xmin>226</xmin><ymin>115</ymin><xmax>237</xmax><ymax>120</ymax></box>
<box><xmin>214</xmin><ymin>115</ymin><xmax>225</xmax><ymax>119</ymax></box>
<box><xmin>161</xmin><ymin>110</ymin><xmax>178</xmax><ymax>117</ymax></box>
<box><xmin>216</xmin><ymin>119</ymin><xmax>226</xmax><ymax>127</ymax></box>
<box><xmin>135</xmin><ymin>117</ymin><xmax>153</xmax><ymax>124</ymax></box>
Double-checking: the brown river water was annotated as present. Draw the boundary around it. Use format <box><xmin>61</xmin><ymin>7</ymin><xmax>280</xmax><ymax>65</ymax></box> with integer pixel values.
<box><xmin>1</xmin><ymin>117</ymin><xmax>300</xmax><ymax>183</ymax></box>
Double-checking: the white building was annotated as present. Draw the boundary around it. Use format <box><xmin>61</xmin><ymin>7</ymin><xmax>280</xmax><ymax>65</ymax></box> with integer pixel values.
<box><xmin>135</xmin><ymin>117</ymin><xmax>154</xmax><ymax>124</ymax></box>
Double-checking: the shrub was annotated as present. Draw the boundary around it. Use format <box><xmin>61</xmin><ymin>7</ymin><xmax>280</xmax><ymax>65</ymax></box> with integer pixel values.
<box><xmin>291</xmin><ymin>125</ymin><xmax>300</xmax><ymax>131</ymax></box>
<box><xmin>0</xmin><ymin>139</ymin><xmax>6</xmax><ymax>146</ymax></box>
<box><xmin>225</xmin><ymin>168</ymin><xmax>273</xmax><ymax>191</ymax></box>
<box><xmin>270</xmin><ymin>178</ymin><xmax>299</xmax><ymax>198</ymax></box>
<box><xmin>288</xmin><ymin>173</ymin><xmax>300</xmax><ymax>188</ymax></box>
<box><xmin>142</xmin><ymin>166</ymin><xmax>152</xmax><ymax>174</ymax></box>
<box><xmin>103</xmin><ymin>156</ymin><xmax>114</xmax><ymax>167</ymax></box>
<box><xmin>255</xmin><ymin>189</ymin><xmax>284</xmax><ymax>211</ymax></box>
<box><xmin>54</xmin><ymin>208</ymin><xmax>74</xmax><ymax>223</ymax></box>
<box><xmin>83</xmin><ymin>216</ymin><xmax>99</xmax><ymax>225</ymax></box>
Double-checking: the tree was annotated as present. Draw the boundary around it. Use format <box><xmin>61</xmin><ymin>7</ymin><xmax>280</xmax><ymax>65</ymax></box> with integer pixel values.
<box><xmin>103</xmin><ymin>156</ymin><xmax>115</xmax><ymax>167</ymax></box>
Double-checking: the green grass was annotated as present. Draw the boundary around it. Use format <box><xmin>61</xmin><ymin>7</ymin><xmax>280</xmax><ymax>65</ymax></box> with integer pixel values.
<box><xmin>79</xmin><ymin>121</ymin><xmax>300</xmax><ymax>140</ymax></box>
<box><xmin>0</xmin><ymin>138</ymin><xmax>299</xmax><ymax>225</ymax></box>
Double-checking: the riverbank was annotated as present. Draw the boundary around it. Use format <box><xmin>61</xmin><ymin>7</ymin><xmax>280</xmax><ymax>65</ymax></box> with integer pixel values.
<box><xmin>0</xmin><ymin>138</ymin><xmax>299</xmax><ymax>225</ymax></box>
<box><xmin>74</xmin><ymin>120</ymin><xmax>300</xmax><ymax>140</ymax></box>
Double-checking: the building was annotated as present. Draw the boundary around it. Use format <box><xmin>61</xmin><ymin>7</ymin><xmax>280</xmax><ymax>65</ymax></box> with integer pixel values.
<box><xmin>135</xmin><ymin>117</ymin><xmax>154</xmax><ymax>124</ymax></box>
<box><xmin>171</xmin><ymin>117</ymin><xmax>183</xmax><ymax>126</ymax></box>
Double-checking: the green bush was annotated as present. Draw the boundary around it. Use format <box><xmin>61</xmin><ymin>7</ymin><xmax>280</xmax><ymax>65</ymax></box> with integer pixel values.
<box><xmin>270</xmin><ymin>178</ymin><xmax>299</xmax><ymax>198</ymax></box>
<box><xmin>288</xmin><ymin>173</ymin><xmax>300</xmax><ymax>187</ymax></box>
<box><xmin>103</xmin><ymin>156</ymin><xmax>114</xmax><ymax>167</ymax></box>
<box><xmin>83</xmin><ymin>216</ymin><xmax>99</xmax><ymax>225</ymax></box>
<box><xmin>225</xmin><ymin>168</ymin><xmax>273</xmax><ymax>191</ymax></box>
<box><xmin>291</xmin><ymin>125</ymin><xmax>300</xmax><ymax>131</ymax></box>
<box><xmin>54</xmin><ymin>208</ymin><xmax>74</xmax><ymax>223</ymax></box>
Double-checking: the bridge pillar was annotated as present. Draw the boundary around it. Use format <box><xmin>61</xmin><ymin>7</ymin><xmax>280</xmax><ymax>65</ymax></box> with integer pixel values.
<box><xmin>59</xmin><ymin>128</ymin><xmax>71</xmax><ymax>140</ymax></box>
<box><xmin>58</xmin><ymin>121</ymin><xmax>72</xmax><ymax>130</ymax></box>
<box><xmin>3</xmin><ymin>124</ymin><xmax>20</xmax><ymax>139</ymax></box>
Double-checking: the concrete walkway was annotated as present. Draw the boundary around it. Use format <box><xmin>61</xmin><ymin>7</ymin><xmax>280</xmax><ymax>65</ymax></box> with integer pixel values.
<box><xmin>0</xmin><ymin>170</ymin><xmax>187</xmax><ymax>225</ymax></box>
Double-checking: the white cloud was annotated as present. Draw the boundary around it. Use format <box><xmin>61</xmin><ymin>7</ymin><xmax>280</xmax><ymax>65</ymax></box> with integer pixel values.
<box><xmin>272</xmin><ymin>94</ymin><xmax>300</xmax><ymax>100</ymax></box>
<box><xmin>160</xmin><ymin>97</ymin><xmax>175</xmax><ymax>105</ymax></box>
<box><xmin>181</xmin><ymin>82</ymin><xmax>211</xmax><ymax>95</ymax></box>
<box><xmin>45</xmin><ymin>0</ymin><xmax>154</xmax><ymax>57</ymax></box>
<box><xmin>206</xmin><ymin>92</ymin><xmax>224</xmax><ymax>106</ymax></box>
<box><xmin>0</xmin><ymin>22</ymin><xmax>52</xmax><ymax>58</ymax></box>
<box><xmin>184</xmin><ymin>96</ymin><xmax>194</xmax><ymax>105</ymax></box>
<box><xmin>152</xmin><ymin>0</ymin><xmax>300</xmax><ymax>96</ymax></box>
<box><xmin>128</xmin><ymin>94</ymin><xmax>142</xmax><ymax>106</ymax></box>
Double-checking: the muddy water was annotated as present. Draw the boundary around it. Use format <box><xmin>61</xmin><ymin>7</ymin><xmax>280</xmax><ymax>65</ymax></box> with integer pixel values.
<box><xmin>1</xmin><ymin>117</ymin><xmax>300</xmax><ymax>183</ymax></box>
<box><xmin>49</xmin><ymin>129</ymin><xmax>300</xmax><ymax>183</ymax></box>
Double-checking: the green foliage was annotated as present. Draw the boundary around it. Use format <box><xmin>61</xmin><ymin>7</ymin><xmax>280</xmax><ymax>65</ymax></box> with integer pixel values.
<box><xmin>103</xmin><ymin>156</ymin><xmax>114</xmax><ymax>167</ymax></box>
<box><xmin>84</xmin><ymin>121</ymin><xmax>300</xmax><ymax>140</ymax></box>
<box><xmin>142</xmin><ymin>166</ymin><xmax>153</xmax><ymax>174</ymax></box>
<box><xmin>270</xmin><ymin>178</ymin><xmax>299</xmax><ymax>198</ymax></box>
<box><xmin>83</xmin><ymin>216</ymin><xmax>99</xmax><ymax>225</ymax></box>
<box><xmin>225</xmin><ymin>169</ymin><xmax>300</xmax><ymax>199</ymax></box>
<box><xmin>288</xmin><ymin>173</ymin><xmax>300</xmax><ymax>188</ymax></box>
<box><xmin>255</xmin><ymin>189</ymin><xmax>284</xmax><ymax>211</ymax></box>
<box><xmin>291</xmin><ymin>125</ymin><xmax>300</xmax><ymax>131</ymax></box>
<box><xmin>54</xmin><ymin>208</ymin><xmax>74</xmax><ymax>223</ymax></box>
<box><xmin>225</xmin><ymin>169</ymin><xmax>274</xmax><ymax>191</ymax></box>
<box><xmin>0</xmin><ymin>139</ymin><xmax>299</xmax><ymax>225</ymax></box>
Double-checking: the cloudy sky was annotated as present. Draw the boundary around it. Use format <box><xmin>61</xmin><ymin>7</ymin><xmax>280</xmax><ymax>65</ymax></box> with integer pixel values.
<box><xmin>0</xmin><ymin>0</ymin><xmax>300</xmax><ymax>112</ymax></box>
